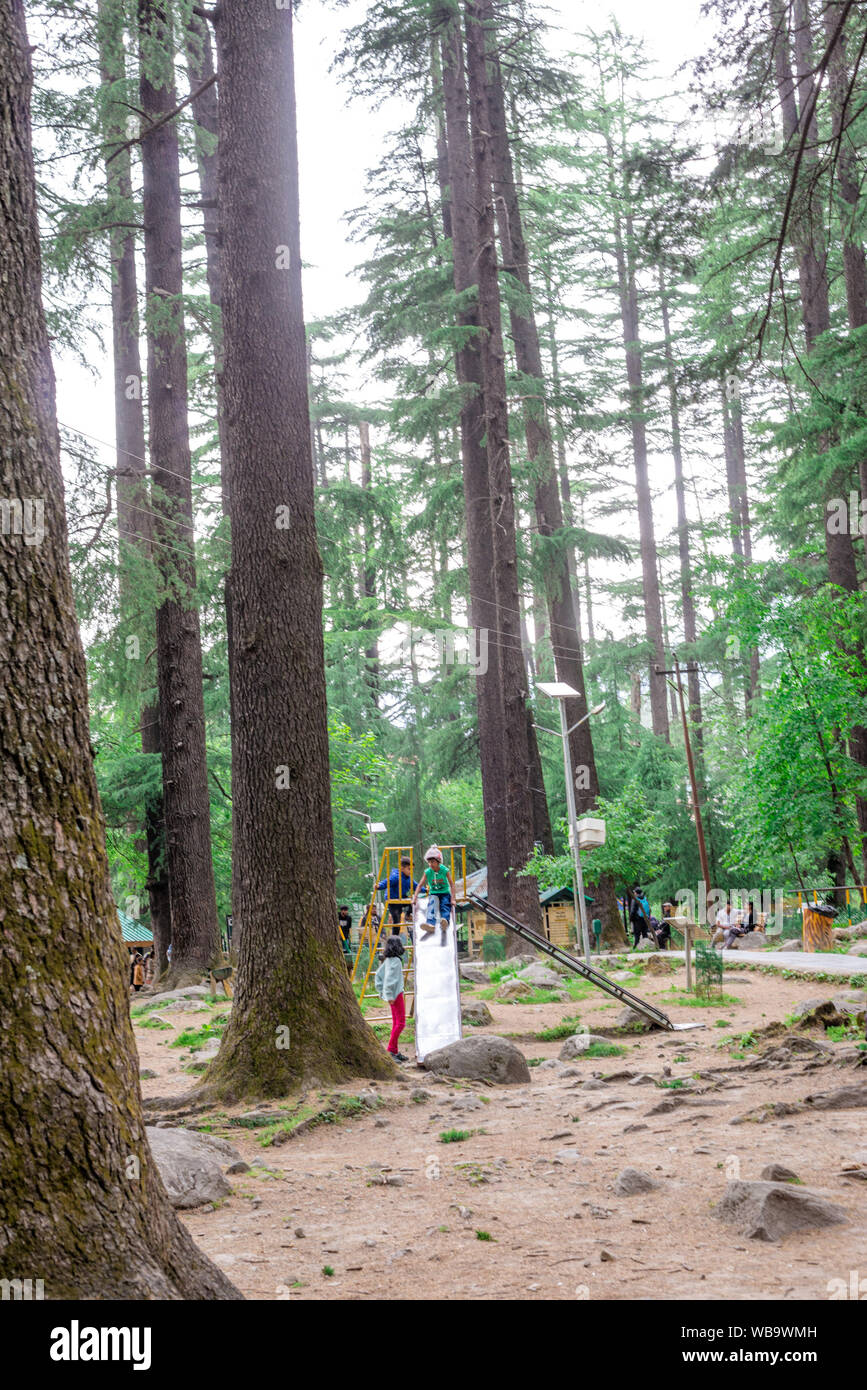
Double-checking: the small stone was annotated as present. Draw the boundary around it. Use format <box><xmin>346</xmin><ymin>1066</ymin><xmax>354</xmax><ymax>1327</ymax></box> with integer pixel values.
<box><xmin>760</xmin><ymin>1162</ymin><xmax>800</xmax><ymax>1183</ymax></box>
<box><xmin>599</xmin><ymin>1249</ymin><xmax>616</xmax><ymax>1261</ymax></box>
<box><xmin>295</xmin><ymin>1227</ymin><xmax>306</xmax><ymax>1238</ymax></box>
<box><xmin>227</xmin><ymin>1161</ymin><xmax>250</xmax><ymax>1175</ymax></box>
<box><xmin>614</xmin><ymin>1167</ymin><xmax>659</xmax><ymax>1196</ymax></box>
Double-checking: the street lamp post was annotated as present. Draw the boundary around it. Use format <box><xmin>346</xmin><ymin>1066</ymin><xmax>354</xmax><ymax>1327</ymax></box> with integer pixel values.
<box><xmin>535</xmin><ymin>684</ymin><xmax>604</xmax><ymax>966</ymax></box>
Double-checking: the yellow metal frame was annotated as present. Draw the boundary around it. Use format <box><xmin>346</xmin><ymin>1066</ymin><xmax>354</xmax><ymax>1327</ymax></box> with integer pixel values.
<box><xmin>351</xmin><ymin>844</ymin><xmax>467</xmax><ymax>1008</ymax></box>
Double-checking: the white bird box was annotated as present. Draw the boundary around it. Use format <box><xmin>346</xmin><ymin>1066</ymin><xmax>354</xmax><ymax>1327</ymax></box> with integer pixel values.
<box><xmin>576</xmin><ymin>816</ymin><xmax>606</xmax><ymax>849</ymax></box>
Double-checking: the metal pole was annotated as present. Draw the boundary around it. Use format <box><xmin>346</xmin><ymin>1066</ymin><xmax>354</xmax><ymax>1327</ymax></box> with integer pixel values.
<box><xmin>560</xmin><ymin>700</ymin><xmax>592</xmax><ymax>965</ymax></box>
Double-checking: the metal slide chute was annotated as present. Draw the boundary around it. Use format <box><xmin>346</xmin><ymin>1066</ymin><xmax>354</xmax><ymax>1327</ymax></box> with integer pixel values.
<box><xmin>413</xmin><ymin>895</ymin><xmax>463</xmax><ymax>1062</ymax></box>
<box><xmin>468</xmin><ymin>892</ymin><xmax>683</xmax><ymax>1031</ymax></box>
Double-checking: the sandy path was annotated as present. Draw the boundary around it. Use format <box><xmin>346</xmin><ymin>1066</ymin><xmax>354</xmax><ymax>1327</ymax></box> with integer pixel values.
<box><xmin>135</xmin><ymin>958</ymin><xmax>867</xmax><ymax>1300</ymax></box>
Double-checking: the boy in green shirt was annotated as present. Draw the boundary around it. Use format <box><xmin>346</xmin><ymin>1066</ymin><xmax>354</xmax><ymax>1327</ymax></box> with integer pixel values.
<box><xmin>413</xmin><ymin>845</ymin><xmax>455</xmax><ymax>936</ymax></box>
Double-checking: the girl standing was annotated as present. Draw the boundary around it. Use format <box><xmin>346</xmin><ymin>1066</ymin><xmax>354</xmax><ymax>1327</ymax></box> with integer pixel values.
<box><xmin>374</xmin><ymin>935</ymin><xmax>408</xmax><ymax>1062</ymax></box>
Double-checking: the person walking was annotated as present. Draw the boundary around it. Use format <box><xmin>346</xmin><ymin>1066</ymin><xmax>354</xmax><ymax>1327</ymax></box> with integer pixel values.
<box><xmin>374</xmin><ymin>935</ymin><xmax>409</xmax><ymax>1062</ymax></box>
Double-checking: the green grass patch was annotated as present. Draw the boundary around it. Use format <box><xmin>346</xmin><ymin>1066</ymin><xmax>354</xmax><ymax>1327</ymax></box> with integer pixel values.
<box><xmin>439</xmin><ymin>1128</ymin><xmax>472</xmax><ymax>1144</ymax></box>
<box><xmin>137</xmin><ymin>1014</ymin><xmax>173</xmax><ymax>1030</ymax></box>
<box><xmin>657</xmin><ymin>1078</ymin><xmax>686</xmax><ymax>1089</ymax></box>
<box><xmin>322</xmin><ymin>1266</ymin><xmax>334</xmax><ymax>1278</ymax></box>
<box><xmin>581</xmin><ymin>1041</ymin><xmax>626</xmax><ymax>1058</ymax></box>
<box><xmin>475</xmin><ymin>1230</ymin><xmax>494</xmax><ymax>1242</ymax></box>
<box><xmin>663</xmin><ymin>991</ymin><xmax>742</xmax><ymax>1009</ymax></box>
<box><xmin>533</xmin><ymin>1015</ymin><xmax>583</xmax><ymax>1042</ymax></box>
<box><xmin>714</xmin><ymin>1019</ymin><xmax>733</xmax><ymax>1028</ymax></box>
<box><xmin>170</xmin><ymin>1016</ymin><xmax>229</xmax><ymax>1050</ymax></box>
<box><xmin>487</xmin><ymin>963</ymin><xmax>520</xmax><ymax>984</ymax></box>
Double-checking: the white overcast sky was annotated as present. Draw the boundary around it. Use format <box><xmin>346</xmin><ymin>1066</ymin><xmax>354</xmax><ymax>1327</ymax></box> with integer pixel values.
<box><xmin>51</xmin><ymin>0</ymin><xmax>740</xmax><ymax>672</ymax></box>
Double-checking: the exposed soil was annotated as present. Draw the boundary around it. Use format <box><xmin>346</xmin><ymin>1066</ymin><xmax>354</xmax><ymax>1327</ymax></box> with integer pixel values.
<box><xmin>134</xmin><ymin>957</ymin><xmax>867</xmax><ymax>1300</ymax></box>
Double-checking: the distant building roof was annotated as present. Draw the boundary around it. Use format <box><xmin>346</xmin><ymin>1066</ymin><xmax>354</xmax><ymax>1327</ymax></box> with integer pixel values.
<box><xmin>118</xmin><ymin>908</ymin><xmax>153</xmax><ymax>944</ymax></box>
<box><xmin>539</xmin><ymin>885</ymin><xmax>595</xmax><ymax>907</ymax></box>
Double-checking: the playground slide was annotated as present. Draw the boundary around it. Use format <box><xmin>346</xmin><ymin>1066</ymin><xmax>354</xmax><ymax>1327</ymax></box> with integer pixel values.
<box><xmin>413</xmin><ymin>895</ymin><xmax>463</xmax><ymax>1063</ymax></box>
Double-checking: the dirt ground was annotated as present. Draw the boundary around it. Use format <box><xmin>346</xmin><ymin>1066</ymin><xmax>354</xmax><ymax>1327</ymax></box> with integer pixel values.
<box><xmin>134</xmin><ymin>956</ymin><xmax>867</xmax><ymax>1301</ymax></box>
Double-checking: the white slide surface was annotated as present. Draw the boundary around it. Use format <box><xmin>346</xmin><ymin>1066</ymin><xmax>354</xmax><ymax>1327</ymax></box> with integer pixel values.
<box><xmin>413</xmin><ymin>895</ymin><xmax>462</xmax><ymax>1063</ymax></box>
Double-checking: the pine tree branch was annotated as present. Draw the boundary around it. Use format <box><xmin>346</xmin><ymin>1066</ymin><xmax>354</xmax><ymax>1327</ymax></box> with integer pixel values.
<box><xmin>106</xmin><ymin>74</ymin><xmax>218</xmax><ymax>166</ymax></box>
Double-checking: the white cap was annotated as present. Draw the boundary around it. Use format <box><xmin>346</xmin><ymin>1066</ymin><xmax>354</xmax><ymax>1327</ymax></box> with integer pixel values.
<box><xmin>424</xmin><ymin>844</ymin><xmax>443</xmax><ymax>862</ymax></box>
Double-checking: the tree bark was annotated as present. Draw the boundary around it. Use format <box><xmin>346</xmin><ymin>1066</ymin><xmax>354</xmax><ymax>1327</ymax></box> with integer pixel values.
<box><xmin>658</xmin><ymin>266</ymin><xmax>704</xmax><ymax>761</ymax></box>
<box><xmin>464</xmin><ymin>0</ymin><xmax>542</xmax><ymax>940</ymax></box>
<box><xmin>0</xmin><ymin>0</ymin><xmax>239</xmax><ymax>1298</ymax></box>
<box><xmin>771</xmin><ymin>0</ymin><xmax>867</xmax><ymax>880</ymax></box>
<box><xmin>98</xmin><ymin>0</ymin><xmax>171</xmax><ymax>967</ymax></box>
<box><xmin>359</xmin><ymin>420</ymin><xmax>380</xmax><ymax>708</ymax></box>
<box><xmin>205</xmin><ymin>0</ymin><xmax>393</xmax><ymax>1098</ymax></box>
<box><xmin>438</xmin><ymin>13</ymin><xmax>510</xmax><ymax>915</ymax></box>
<box><xmin>605</xmin><ymin>132</ymin><xmax>669</xmax><ymax>741</ymax></box>
<box><xmin>481</xmin><ymin>1</ymin><xmax>621</xmax><ymax>939</ymax></box>
<box><xmin>139</xmin><ymin>0</ymin><xmax>221</xmax><ymax>984</ymax></box>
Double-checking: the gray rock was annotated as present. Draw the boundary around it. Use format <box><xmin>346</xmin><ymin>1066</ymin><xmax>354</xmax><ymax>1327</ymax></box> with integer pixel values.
<box><xmin>772</xmin><ymin>939</ymin><xmax>801</xmax><ymax>951</ymax></box>
<box><xmin>714</xmin><ymin>1180</ymin><xmax>847</xmax><ymax>1241</ymax></box>
<box><xmin>553</xmin><ymin>1148</ymin><xmax>583</xmax><ymax>1163</ymax></box>
<box><xmin>147</xmin><ymin>984</ymin><xmax>211</xmax><ymax>1007</ymax></box>
<box><xmin>516</xmin><ymin>963</ymin><xmax>563</xmax><ymax>988</ymax></box>
<box><xmin>497</xmin><ymin>977</ymin><xmax>532</xmax><ymax>1000</ymax></box>
<box><xmin>633</xmin><ymin>938</ymin><xmax>658</xmax><ymax>953</ymax></box>
<box><xmin>760</xmin><ymin>1163</ymin><xmax>800</xmax><ymax>1183</ymax></box>
<box><xmin>614</xmin><ymin>1167</ymin><xmax>659</xmax><ymax>1195</ymax></box>
<box><xmin>804</xmin><ymin>1084</ymin><xmax>867</xmax><ymax>1111</ymax></box>
<box><xmin>227</xmin><ymin>1160</ymin><xmax>250</xmax><ymax>1175</ymax></box>
<box><xmin>791</xmin><ymin>998</ymin><xmax>830</xmax><ymax>1018</ymax></box>
<box><xmin>146</xmin><ymin>1126</ymin><xmax>241</xmax><ymax>1209</ymax></box>
<box><xmin>139</xmin><ymin>1069</ymin><xmax>157</xmax><ymax>1080</ymax></box>
<box><xmin>558</xmin><ymin>1033</ymin><xmax>609</xmax><ymax>1060</ymax></box>
<box><xmin>628</xmin><ymin>1073</ymin><xmax>657</xmax><ymax>1086</ymax></box>
<box><xmin>422</xmin><ymin>1035</ymin><xmax>531</xmax><ymax>1085</ymax></box>
<box><xmin>158</xmin><ymin>998</ymin><xmax>208</xmax><ymax>1013</ymax></box>
<box><xmin>461</xmin><ymin>998</ymin><xmax>493</xmax><ymax>1026</ymax></box>
<box><xmin>459</xmin><ymin>962</ymin><xmax>490</xmax><ymax>984</ymax></box>
<box><xmin>409</xmin><ymin>1088</ymin><xmax>431</xmax><ymax>1103</ymax></box>
<box><xmin>732</xmin><ymin>931</ymin><xmax>767</xmax><ymax>950</ymax></box>
<box><xmin>847</xmin><ymin>941</ymin><xmax>867</xmax><ymax>957</ymax></box>
<box><xmin>616</xmin><ymin>1006</ymin><xmax>660</xmax><ymax>1032</ymax></box>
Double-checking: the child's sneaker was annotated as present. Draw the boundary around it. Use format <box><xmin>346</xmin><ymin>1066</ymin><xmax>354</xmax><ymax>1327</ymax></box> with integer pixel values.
<box><xmin>439</xmin><ymin>918</ymin><xmax>448</xmax><ymax>932</ymax></box>
<box><xmin>395</xmin><ymin>1051</ymin><xmax>410</xmax><ymax>1063</ymax></box>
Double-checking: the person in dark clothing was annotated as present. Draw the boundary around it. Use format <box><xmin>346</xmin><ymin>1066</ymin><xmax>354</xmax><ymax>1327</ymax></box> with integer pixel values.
<box><xmin>337</xmin><ymin>905</ymin><xmax>353</xmax><ymax>975</ymax></box>
<box><xmin>628</xmin><ymin>886</ymin><xmax>651</xmax><ymax>948</ymax></box>
<box><xmin>377</xmin><ymin>856</ymin><xmax>417</xmax><ymax>925</ymax></box>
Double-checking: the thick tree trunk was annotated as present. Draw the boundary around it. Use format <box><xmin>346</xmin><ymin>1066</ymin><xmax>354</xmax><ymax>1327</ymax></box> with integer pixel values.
<box><xmin>605</xmin><ymin>137</ymin><xmax>669</xmax><ymax>741</ymax></box>
<box><xmin>98</xmin><ymin>0</ymin><xmax>170</xmax><ymax>965</ymax></box>
<box><xmin>772</xmin><ymin>0</ymin><xmax>867</xmax><ymax>880</ymax></box>
<box><xmin>465</xmin><ymin>0</ymin><xmax>542</xmax><ymax>941</ymax></box>
<box><xmin>359</xmin><ymin>420</ymin><xmax>380</xmax><ymax>708</ymax></box>
<box><xmin>481</xmin><ymin>4</ymin><xmax>621</xmax><ymax>939</ymax></box>
<box><xmin>825</xmin><ymin>0</ymin><xmax>867</xmax><ymax>565</ymax></box>
<box><xmin>139</xmin><ymin>0</ymin><xmax>220</xmax><ymax>984</ymax></box>
<box><xmin>658</xmin><ymin>267</ymin><xmax>703</xmax><ymax>761</ymax></box>
<box><xmin>438</xmin><ymin>14</ymin><xmax>510</xmax><ymax>913</ymax></box>
<box><xmin>205</xmin><ymin>0</ymin><xmax>393</xmax><ymax>1098</ymax></box>
<box><xmin>0</xmin><ymin>0</ymin><xmax>239</xmax><ymax>1298</ymax></box>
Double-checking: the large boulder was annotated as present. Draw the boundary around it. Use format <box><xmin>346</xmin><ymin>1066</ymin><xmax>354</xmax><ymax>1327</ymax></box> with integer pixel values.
<box><xmin>714</xmin><ymin>1179</ymin><xmax>847</xmax><ymax>1241</ymax></box>
<box><xmin>516</xmin><ymin>963</ymin><xmax>563</xmax><ymax>988</ymax></box>
<box><xmin>146</xmin><ymin>984</ymin><xmax>211</xmax><ymax>1008</ymax></box>
<box><xmin>461</xmin><ymin>998</ymin><xmax>493</xmax><ymax>1026</ymax></box>
<box><xmin>559</xmin><ymin>1033</ymin><xmax>609</xmax><ymax>1060</ymax></box>
<box><xmin>422</xmin><ymin>1036</ymin><xmax>530</xmax><ymax>1084</ymax></box>
<box><xmin>459</xmin><ymin>962</ymin><xmax>490</xmax><ymax>984</ymax></box>
<box><xmin>616</xmin><ymin>1005</ymin><xmax>661</xmax><ymax>1033</ymax></box>
<box><xmin>732</xmin><ymin>931</ymin><xmax>767</xmax><ymax>950</ymax></box>
<box><xmin>847</xmin><ymin>941</ymin><xmax>867</xmax><ymax>957</ymax></box>
<box><xmin>497</xmin><ymin>977</ymin><xmax>532</xmax><ymax>1000</ymax></box>
<box><xmin>146</xmin><ymin>1127</ymin><xmax>242</xmax><ymax>1209</ymax></box>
